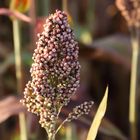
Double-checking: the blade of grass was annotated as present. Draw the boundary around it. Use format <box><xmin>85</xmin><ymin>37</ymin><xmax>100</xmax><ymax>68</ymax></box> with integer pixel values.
<box><xmin>86</xmin><ymin>86</ymin><xmax>108</xmax><ymax>140</ymax></box>
<box><xmin>129</xmin><ymin>27</ymin><xmax>139</xmax><ymax>140</ymax></box>
<box><xmin>12</xmin><ymin>19</ymin><xmax>27</xmax><ymax>140</ymax></box>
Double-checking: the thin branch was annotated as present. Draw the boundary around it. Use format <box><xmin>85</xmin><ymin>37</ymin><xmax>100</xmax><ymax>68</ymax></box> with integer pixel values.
<box><xmin>55</xmin><ymin>119</ymin><xmax>68</xmax><ymax>134</ymax></box>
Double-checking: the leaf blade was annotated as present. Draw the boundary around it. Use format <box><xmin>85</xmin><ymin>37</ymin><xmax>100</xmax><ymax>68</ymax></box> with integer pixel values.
<box><xmin>86</xmin><ymin>86</ymin><xmax>108</xmax><ymax>140</ymax></box>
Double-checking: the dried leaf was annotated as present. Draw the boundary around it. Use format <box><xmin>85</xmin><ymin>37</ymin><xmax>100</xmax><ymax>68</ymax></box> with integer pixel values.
<box><xmin>0</xmin><ymin>96</ymin><xmax>25</xmax><ymax>123</ymax></box>
<box><xmin>80</xmin><ymin>116</ymin><xmax>127</xmax><ymax>140</ymax></box>
<box><xmin>86</xmin><ymin>86</ymin><xmax>108</xmax><ymax>140</ymax></box>
<box><xmin>0</xmin><ymin>8</ymin><xmax>31</xmax><ymax>22</ymax></box>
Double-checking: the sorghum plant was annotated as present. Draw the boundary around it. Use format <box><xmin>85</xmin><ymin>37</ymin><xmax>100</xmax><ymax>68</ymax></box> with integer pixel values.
<box><xmin>116</xmin><ymin>0</ymin><xmax>140</xmax><ymax>27</ymax></box>
<box><xmin>21</xmin><ymin>10</ymin><xmax>93</xmax><ymax>140</ymax></box>
<box><xmin>116</xmin><ymin>1</ymin><xmax>140</xmax><ymax>140</ymax></box>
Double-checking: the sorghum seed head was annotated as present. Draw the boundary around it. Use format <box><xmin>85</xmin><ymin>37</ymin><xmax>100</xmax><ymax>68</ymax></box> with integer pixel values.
<box><xmin>21</xmin><ymin>10</ymin><xmax>94</xmax><ymax>136</ymax></box>
<box><xmin>21</xmin><ymin>10</ymin><xmax>80</xmax><ymax>130</ymax></box>
<box><xmin>66</xmin><ymin>101</ymin><xmax>94</xmax><ymax>122</ymax></box>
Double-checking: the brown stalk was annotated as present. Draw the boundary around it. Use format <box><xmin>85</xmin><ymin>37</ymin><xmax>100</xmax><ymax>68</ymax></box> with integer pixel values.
<box><xmin>116</xmin><ymin>0</ymin><xmax>140</xmax><ymax>140</ymax></box>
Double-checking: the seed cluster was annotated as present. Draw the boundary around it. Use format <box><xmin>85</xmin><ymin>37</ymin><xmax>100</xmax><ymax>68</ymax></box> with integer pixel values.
<box><xmin>31</xmin><ymin>10</ymin><xmax>80</xmax><ymax>105</ymax></box>
<box><xmin>21</xmin><ymin>10</ymin><xmax>93</xmax><ymax>136</ymax></box>
<box><xmin>66</xmin><ymin>101</ymin><xmax>94</xmax><ymax>122</ymax></box>
<box><xmin>21</xmin><ymin>10</ymin><xmax>80</xmax><ymax>132</ymax></box>
<box><xmin>116</xmin><ymin>0</ymin><xmax>140</xmax><ymax>27</ymax></box>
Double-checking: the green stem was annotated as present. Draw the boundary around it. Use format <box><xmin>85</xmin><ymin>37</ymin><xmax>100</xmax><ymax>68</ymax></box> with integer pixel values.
<box><xmin>12</xmin><ymin>19</ymin><xmax>28</xmax><ymax>140</ymax></box>
<box><xmin>129</xmin><ymin>27</ymin><xmax>139</xmax><ymax>140</ymax></box>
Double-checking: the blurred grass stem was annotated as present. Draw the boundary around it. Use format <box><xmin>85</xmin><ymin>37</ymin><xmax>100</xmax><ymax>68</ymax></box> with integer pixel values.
<box><xmin>12</xmin><ymin>19</ymin><xmax>27</xmax><ymax>140</ymax></box>
<box><xmin>65</xmin><ymin>124</ymin><xmax>77</xmax><ymax>140</ymax></box>
<box><xmin>129</xmin><ymin>27</ymin><xmax>139</xmax><ymax>140</ymax></box>
<box><xmin>62</xmin><ymin>0</ymin><xmax>68</xmax><ymax>12</ymax></box>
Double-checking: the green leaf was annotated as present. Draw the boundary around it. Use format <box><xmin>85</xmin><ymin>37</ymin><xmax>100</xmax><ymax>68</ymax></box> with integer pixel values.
<box><xmin>86</xmin><ymin>86</ymin><xmax>108</xmax><ymax>140</ymax></box>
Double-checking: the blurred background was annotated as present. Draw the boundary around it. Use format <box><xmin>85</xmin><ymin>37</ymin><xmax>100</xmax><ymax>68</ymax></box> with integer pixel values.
<box><xmin>0</xmin><ymin>0</ymin><xmax>139</xmax><ymax>140</ymax></box>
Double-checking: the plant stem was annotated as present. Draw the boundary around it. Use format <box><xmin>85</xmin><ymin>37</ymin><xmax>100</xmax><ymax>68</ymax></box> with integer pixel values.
<box><xmin>12</xmin><ymin>19</ymin><xmax>28</xmax><ymax>140</ymax></box>
<box><xmin>62</xmin><ymin>0</ymin><xmax>68</xmax><ymax>12</ymax></box>
<box><xmin>48</xmin><ymin>134</ymin><xmax>55</xmax><ymax>140</ymax></box>
<box><xmin>45</xmin><ymin>128</ymin><xmax>55</xmax><ymax>140</ymax></box>
<box><xmin>129</xmin><ymin>27</ymin><xmax>139</xmax><ymax>140</ymax></box>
